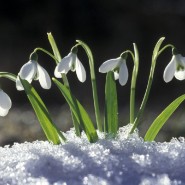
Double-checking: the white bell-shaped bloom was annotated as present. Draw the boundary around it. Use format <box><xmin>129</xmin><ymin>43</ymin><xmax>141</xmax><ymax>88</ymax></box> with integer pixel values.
<box><xmin>163</xmin><ymin>54</ymin><xmax>185</xmax><ymax>82</ymax></box>
<box><xmin>16</xmin><ymin>60</ymin><xmax>51</xmax><ymax>91</ymax></box>
<box><xmin>99</xmin><ymin>57</ymin><xmax>128</xmax><ymax>86</ymax></box>
<box><xmin>54</xmin><ymin>52</ymin><xmax>86</xmax><ymax>83</ymax></box>
<box><xmin>0</xmin><ymin>89</ymin><xmax>12</xmax><ymax>116</ymax></box>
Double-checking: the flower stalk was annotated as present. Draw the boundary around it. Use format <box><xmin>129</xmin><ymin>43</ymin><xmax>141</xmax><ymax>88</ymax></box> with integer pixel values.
<box><xmin>130</xmin><ymin>38</ymin><xmax>175</xmax><ymax>133</ymax></box>
<box><xmin>47</xmin><ymin>33</ymin><xmax>81</xmax><ymax>136</ymax></box>
<box><xmin>129</xmin><ymin>44</ymin><xmax>139</xmax><ymax>124</ymax></box>
<box><xmin>76</xmin><ymin>40</ymin><xmax>102</xmax><ymax>132</ymax></box>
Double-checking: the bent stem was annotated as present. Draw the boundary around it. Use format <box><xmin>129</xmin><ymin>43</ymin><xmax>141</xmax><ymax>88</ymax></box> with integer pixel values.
<box><xmin>76</xmin><ymin>40</ymin><xmax>102</xmax><ymax>132</ymax></box>
<box><xmin>130</xmin><ymin>37</ymin><xmax>173</xmax><ymax>134</ymax></box>
<box><xmin>33</xmin><ymin>48</ymin><xmax>58</xmax><ymax>63</ymax></box>
<box><xmin>0</xmin><ymin>72</ymin><xmax>17</xmax><ymax>82</ymax></box>
<box><xmin>158</xmin><ymin>44</ymin><xmax>175</xmax><ymax>56</ymax></box>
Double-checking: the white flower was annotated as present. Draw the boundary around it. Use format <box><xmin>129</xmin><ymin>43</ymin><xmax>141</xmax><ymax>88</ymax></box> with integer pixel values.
<box><xmin>0</xmin><ymin>89</ymin><xmax>12</xmax><ymax>116</ymax></box>
<box><xmin>16</xmin><ymin>60</ymin><xmax>51</xmax><ymax>91</ymax></box>
<box><xmin>54</xmin><ymin>52</ymin><xmax>86</xmax><ymax>82</ymax></box>
<box><xmin>99</xmin><ymin>57</ymin><xmax>128</xmax><ymax>86</ymax></box>
<box><xmin>163</xmin><ymin>54</ymin><xmax>185</xmax><ymax>82</ymax></box>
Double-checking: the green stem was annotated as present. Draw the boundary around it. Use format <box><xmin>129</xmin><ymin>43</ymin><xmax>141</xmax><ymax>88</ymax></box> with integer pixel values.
<box><xmin>0</xmin><ymin>72</ymin><xmax>17</xmax><ymax>82</ymax></box>
<box><xmin>130</xmin><ymin>37</ymin><xmax>172</xmax><ymax>134</ymax></box>
<box><xmin>130</xmin><ymin>44</ymin><xmax>139</xmax><ymax>123</ymax></box>
<box><xmin>34</xmin><ymin>48</ymin><xmax>58</xmax><ymax>63</ymax></box>
<box><xmin>76</xmin><ymin>40</ymin><xmax>102</xmax><ymax>132</ymax></box>
<box><xmin>120</xmin><ymin>48</ymin><xmax>138</xmax><ymax>124</ymax></box>
<box><xmin>47</xmin><ymin>33</ymin><xmax>81</xmax><ymax>136</ymax></box>
<box><xmin>158</xmin><ymin>44</ymin><xmax>175</xmax><ymax>56</ymax></box>
<box><xmin>61</xmin><ymin>73</ymin><xmax>81</xmax><ymax>135</ymax></box>
<box><xmin>130</xmin><ymin>77</ymin><xmax>152</xmax><ymax>133</ymax></box>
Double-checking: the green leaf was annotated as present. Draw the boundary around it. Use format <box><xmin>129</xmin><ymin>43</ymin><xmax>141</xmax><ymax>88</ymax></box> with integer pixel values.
<box><xmin>53</xmin><ymin>78</ymin><xmax>98</xmax><ymax>143</ymax></box>
<box><xmin>104</xmin><ymin>72</ymin><xmax>118</xmax><ymax>136</ymax></box>
<box><xmin>47</xmin><ymin>32</ymin><xmax>62</xmax><ymax>62</ymax></box>
<box><xmin>144</xmin><ymin>94</ymin><xmax>185</xmax><ymax>141</ymax></box>
<box><xmin>130</xmin><ymin>37</ymin><xmax>166</xmax><ymax>134</ymax></box>
<box><xmin>20</xmin><ymin>78</ymin><xmax>66</xmax><ymax>144</ymax></box>
<box><xmin>48</xmin><ymin>33</ymin><xmax>81</xmax><ymax>137</ymax></box>
<box><xmin>152</xmin><ymin>37</ymin><xmax>165</xmax><ymax>62</ymax></box>
<box><xmin>0</xmin><ymin>72</ymin><xmax>17</xmax><ymax>82</ymax></box>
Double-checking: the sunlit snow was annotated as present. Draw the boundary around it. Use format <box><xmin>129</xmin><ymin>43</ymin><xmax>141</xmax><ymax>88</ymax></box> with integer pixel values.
<box><xmin>0</xmin><ymin>124</ymin><xmax>185</xmax><ymax>185</ymax></box>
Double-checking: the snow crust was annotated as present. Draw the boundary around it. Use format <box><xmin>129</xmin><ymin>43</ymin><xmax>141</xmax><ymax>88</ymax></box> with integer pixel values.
<box><xmin>0</xmin><ymin>124</ymin><xmax>185</xmax><ymax>185</ymax></box>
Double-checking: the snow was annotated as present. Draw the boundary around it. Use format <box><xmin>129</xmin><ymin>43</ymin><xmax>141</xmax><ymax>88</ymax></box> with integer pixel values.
<box><xmin>0</xmin><ymin>124</ymin><xmax>185</xmax><ymax>185</ymax></box>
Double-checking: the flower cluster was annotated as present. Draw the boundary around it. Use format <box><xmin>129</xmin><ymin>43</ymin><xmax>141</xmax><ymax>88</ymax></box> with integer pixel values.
<box><xmin>0</xmin><ymin>35</ymin><xmax>185</xmax><ymax>144</ymax></box>
<box><xmin>1</xmin><ymin>45</ymin><xmax>185</xmax><ymax>117</ymax></box>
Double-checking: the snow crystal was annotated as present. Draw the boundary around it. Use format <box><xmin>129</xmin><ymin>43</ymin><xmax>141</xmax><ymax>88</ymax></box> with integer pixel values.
<box><xmin>0</xmin><ymin>124</ymin><xmax>185</xmax><ymax>185</ymax></box>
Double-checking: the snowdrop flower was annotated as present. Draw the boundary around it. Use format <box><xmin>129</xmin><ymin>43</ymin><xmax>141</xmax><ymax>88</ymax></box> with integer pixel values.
<box><xmin>54</xmin><ymin>47</ymin><xmax>86</xmax><ymax>82</ymax></box>
<box><xmin>0</xmin><ymin>89</ymin><xmax>12</xmax><ymax>116</ymax></box>
<box><xmin>163</xmin><ymin>53</ymin><xmax>185</xmax><ymax>82</ymax></box>
<box><xmin>99</xmin><ymin>54</ymin><xmax>128</xmax><ymax>86</ymax></box>
<box><xmin>16</xmin><ymin>52</ymin><xmax>51</xmax><ymax>90</ymax></box>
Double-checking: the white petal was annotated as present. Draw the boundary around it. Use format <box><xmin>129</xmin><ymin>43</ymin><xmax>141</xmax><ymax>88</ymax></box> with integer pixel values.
<box><xmin>16</xmin><ymin>76</ymin><xmax>24</xmax><ymax>91</ymax></box>
<box><xmin>99</xmin><ymin>57</ymin><xmax>121</xmax><ymax>73</ymax></box>
<box><xmin>163</xmin><ymin>56</ymin><xmax>176</xmax><ymax>83</ymax></box>
<box><xmin>119</xmin><ymin>60</ymin><xmax>128</xmax><ymax>86</ymax></box>
<box><xmin>174</xmin><ymin>70</ymin><xmax>185</xmax><ymax>80</ymax></box>
<box><xmin>114</xmin><ymin>71</ymin><xmax>119</xmax><ymax>80</ymax></box>
<box><xmin>37</xmin><ymin>64</ymin><xmax>51</xmax><ymax>89</ymax></box>
<box><xmin>19</xmin><ymin>60</ymin><xmax>37</xmax><ymax>81</ymax></box>
<box><xmin>75</xmin><ymin>57</ymin><xmax>86</xmax><ymax>82</ymax></box>
<box><xmin>0</xmin><ymin>90</ymin><xmax>12</xmax><ymax>116</ymax></box>
<box><xmin>57</xmin><ymin>53</ymin><xmax>73</xmax><ymax>74</ymax></box>
<box><xmin>0</xmin><ymin>107</ymin><xmax>9</xmax><ymax>116</ymax></box>
<box><xmin>175</xmin><ymin>54</ymin><xmax>185</xmax><ymax>67</ymax></box>
<box><xmin>54</xmin><ymin>65</ymin><xmax>62</xmax><ymax>78</ymax></box>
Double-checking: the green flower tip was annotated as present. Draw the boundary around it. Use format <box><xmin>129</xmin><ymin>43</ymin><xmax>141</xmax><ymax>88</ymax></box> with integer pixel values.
<box><xmin>47</xmin><ymin>32</ymin><xmax>52</xmax><ymax>36</ymax></box>
<box><xmin>172</xmin><ymin>48</ymin><xmax>178</xmax><ymax>55</ymax></box>
<box><xmin>71</xmin><ymin>46</ymin><xmax>78</xmax><ymax>54</ymax></box>
<box><xmin>30</xmin><ymin>52</ymin><xmax>38</xmax><ymax>61</ymax></box>
<box><xmin>120</xmin><ymin>52</ymin><xmax>128</xmax><ymax>60</ymax></box>
<box><xmin>76</xmin><ymin>40</ymin><xmax>80</xmax><ymax>43</ymax></box>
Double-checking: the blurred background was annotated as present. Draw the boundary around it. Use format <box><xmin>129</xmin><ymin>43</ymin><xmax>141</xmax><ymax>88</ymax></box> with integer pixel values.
<box><xmin>1</xmin><ymin>0</ymin><xmax>185</xmax><ymax>146</ymax></box>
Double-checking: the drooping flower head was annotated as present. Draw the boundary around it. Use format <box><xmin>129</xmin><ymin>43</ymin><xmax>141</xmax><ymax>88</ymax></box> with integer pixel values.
<box><xmin>16</xmin><ymin>52</ymin><xmax>51</xmax><ymax>90</ymax></box>
<box><xmin>99</xmin><ymin>53</ymin><xmax>128</xmax><ymax>86</ymax></box>
<box><xmin>54</xmin><ymin>46</ymin><xmax>86</xmax><ymax>82</ymax></box>
<box><xmin>163</xmin><ymin>48</ymin><xmax>185</xmax><ymax>82</ymax></box>
<box><xmin>0</xmin><ymin>89</ymin><xmax>12</xmax><ymax>116</ymax></box>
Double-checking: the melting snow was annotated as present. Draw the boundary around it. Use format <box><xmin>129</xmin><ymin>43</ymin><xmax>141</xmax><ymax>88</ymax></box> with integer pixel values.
<box><xmin>0</xmin><ymin>124</ymin><xmax>185</xmax><ymax>185</ymax></box>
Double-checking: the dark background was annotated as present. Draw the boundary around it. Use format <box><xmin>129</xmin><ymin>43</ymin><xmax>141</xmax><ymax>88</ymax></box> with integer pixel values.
<box><xmin>1</xmin><ymin>0</ymin><xmax>185</xmax><ymax>145</ymax></box>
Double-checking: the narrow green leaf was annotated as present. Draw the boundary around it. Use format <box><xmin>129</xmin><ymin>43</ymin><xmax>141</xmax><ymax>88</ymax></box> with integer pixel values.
<box><xmin>47</xmin><ymin>32</ymin><xmax>62</xmax><ymax>62</ymax></box>
<box><xmin>104</xmin><ymin>72</ymin><xmax>118</xmax><ymax>136</ymax></box>
<box><xmin>53</xmin><ymin>78</ymin><xmax>98</xmax><ymax>143</ymax></box>
<box><xmin>130</xmin><ymin>37</ymin><xmax>166</xmax><ymax>134</ymax></box>
<box><xmin>20</xmin><ymin>78</ymin><xmax>66</xmax><ymax>144</ymax></box>
<box><xmin>47</xmin><ymin>33</ymin><xmax>81</xmax><ymax>136</ymax></box>
<box><xmin>152</xmin><ymin>37</ymin><xmax>165</xmax><ymax>61</ymax></box>
<box><xmin>144</xmin><ymin>94</ymin><xmax>185</xmax><ymax>141</ymax></box>
<box><xmin>0</xmin><ymin>72</ymin><xmax>17</xmax><ymax>82</ymax></box>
